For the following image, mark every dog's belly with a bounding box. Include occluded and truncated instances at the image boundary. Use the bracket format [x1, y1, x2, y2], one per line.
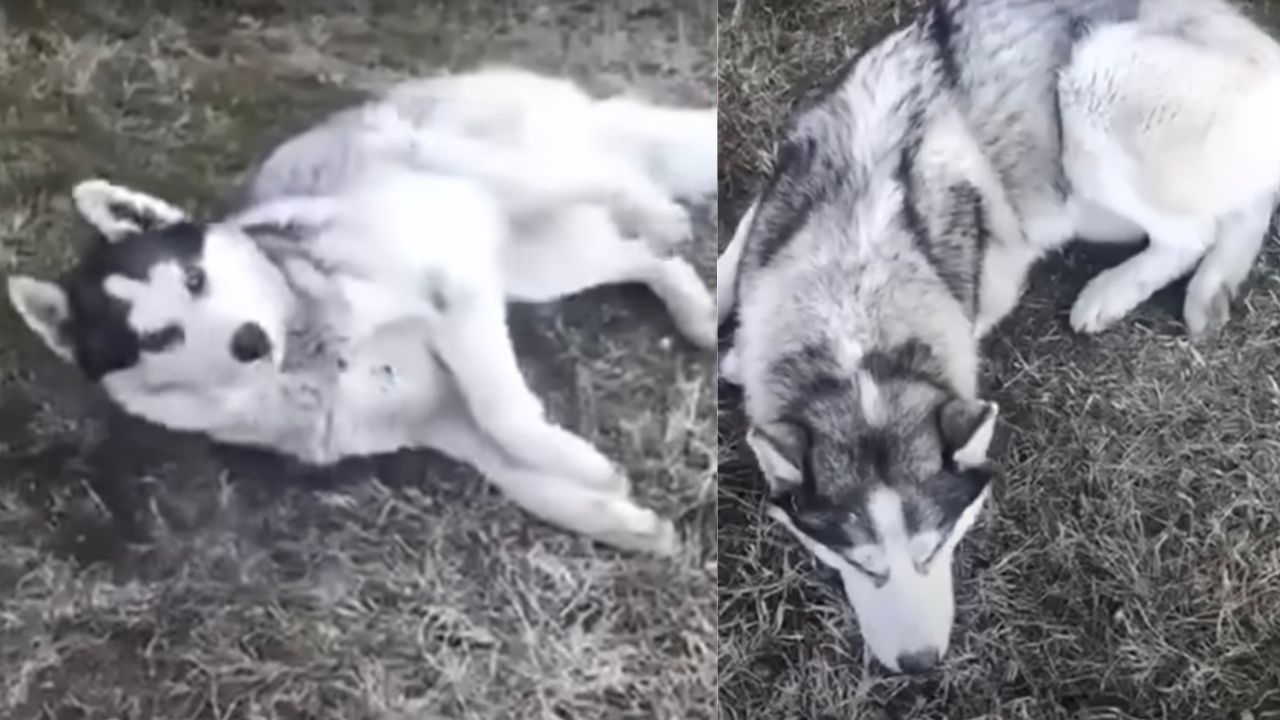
[329, 330, 448, 457]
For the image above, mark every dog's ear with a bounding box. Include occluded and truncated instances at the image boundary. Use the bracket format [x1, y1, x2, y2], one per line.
[747, 421, 809, 495]
[7, 276, 74, 361]
[939, 397, 998, 469]
[72, 179, 186, 242]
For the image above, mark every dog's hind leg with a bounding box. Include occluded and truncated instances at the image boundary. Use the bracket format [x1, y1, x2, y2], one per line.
[1184, 193, 1277, 338]
[503, 206, 716, 350]
[591, 99, 717, 203]
[391, 124, 692, 248]
[1067, 209, 1217, 334]
[420, 409, 679, 555]
[1059, 18, 1280, 334]
[427, 276, 627, 493]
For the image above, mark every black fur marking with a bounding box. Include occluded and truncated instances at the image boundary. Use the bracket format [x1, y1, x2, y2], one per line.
[898, 144, 931, 255]
[927, 399, 996, 531]
[752, 70, 868, 270]
[767, 420, 855, 548]
[967, 193, 988, 313]
[137, 324, 184, 353]
[768, 420, 883, 551]
[901, 500, 925, 537]
[928, 466, 992, 532]
[858, 432, 893, 480]
[106, 201, 166, 233]
[861, 338, 950, 392]
[1049, 86, 1072, 199]
[754, 136, 822, 268]
[968, 188, 988, 316]
[935, 183, 986, 315]
[59, 222, 207, 380]
[770, 344, 854, 425]
[429, 287, 450, 313]
[938, 397, 992, 457]
[926, 0, 962, 88]
[242, 220, 313, 244]
[898, 135, 988, 319]
[784, 499, 857, 549]
[1066, 0, 1141, 46]
[1067, 15, 1093, 43]
[815, 564, 851, 601]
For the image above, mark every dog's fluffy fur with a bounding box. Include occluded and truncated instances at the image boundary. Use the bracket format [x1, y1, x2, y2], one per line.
[8, 68, 717, 555]
[718, 0, 1280, 673]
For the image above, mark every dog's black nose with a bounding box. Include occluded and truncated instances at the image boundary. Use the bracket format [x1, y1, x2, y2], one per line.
[230, 322, 271, 363]
[896, 648, 940, 675]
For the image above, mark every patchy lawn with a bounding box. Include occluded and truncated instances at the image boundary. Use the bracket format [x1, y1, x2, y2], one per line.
[717, 1, 1280, 718]
[0, 2, 716, 719]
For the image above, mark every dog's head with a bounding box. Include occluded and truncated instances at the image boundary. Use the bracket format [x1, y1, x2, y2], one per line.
[7, 180, 297, 424]
[748, 348, 996, 675]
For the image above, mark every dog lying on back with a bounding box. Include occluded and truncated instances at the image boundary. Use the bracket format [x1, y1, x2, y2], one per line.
[8, 68, 717, 555]
[719, 0, 1280, 673]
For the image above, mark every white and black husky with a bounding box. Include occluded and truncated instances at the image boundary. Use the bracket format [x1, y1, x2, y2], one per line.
[8, 68, 717, 555]
[719, 0, 1280, 673]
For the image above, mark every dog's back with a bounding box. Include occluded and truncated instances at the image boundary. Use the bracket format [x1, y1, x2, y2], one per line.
[244, 68, 716, 214]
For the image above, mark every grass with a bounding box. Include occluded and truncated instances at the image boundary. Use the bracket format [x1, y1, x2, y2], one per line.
[0, 2, 716, 719]
[717, 1, 1280, 718]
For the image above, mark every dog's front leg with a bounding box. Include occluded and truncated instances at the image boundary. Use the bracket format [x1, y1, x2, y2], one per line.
[427, 275, 626, 493]
[1070, 217, 1216, 334]
[502, 206, 715, 349]
[415, 409, 678, 555]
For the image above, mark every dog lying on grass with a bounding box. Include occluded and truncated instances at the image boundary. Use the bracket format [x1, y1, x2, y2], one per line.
[718, 0, 1280, 673]
[8, 68, 717, 555]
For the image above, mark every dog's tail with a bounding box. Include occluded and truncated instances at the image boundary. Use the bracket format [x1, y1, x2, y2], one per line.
[592, 98, 717, 203]
[717, 200, 756, 326]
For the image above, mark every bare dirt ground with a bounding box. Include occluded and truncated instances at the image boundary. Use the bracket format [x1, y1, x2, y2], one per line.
[718, 1, 1280, 718]
[0, 2, 716, 719]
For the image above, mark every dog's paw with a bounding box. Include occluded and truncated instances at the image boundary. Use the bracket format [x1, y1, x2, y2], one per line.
[677, 305, 717, 352]
[1184, 269, 1237, 341]
[655, 259, 716, 351]
[595, 501, 680, 556]
[1069, 271, 1140, 334]
[618, 200, 692, 249]
[646, 202, 694, 248]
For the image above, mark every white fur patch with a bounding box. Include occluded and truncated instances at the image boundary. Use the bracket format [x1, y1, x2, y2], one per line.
[953, 402, 997, 468]
[857, 371, 885, 427]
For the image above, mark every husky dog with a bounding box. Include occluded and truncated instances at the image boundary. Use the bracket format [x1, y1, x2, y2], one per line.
[7, 68, 717, 555]
[718, 0, 1280, 673]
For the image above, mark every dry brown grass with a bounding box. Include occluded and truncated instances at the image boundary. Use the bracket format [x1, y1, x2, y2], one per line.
[718, 1, 1280, 718]
[0, 2, 716, 719]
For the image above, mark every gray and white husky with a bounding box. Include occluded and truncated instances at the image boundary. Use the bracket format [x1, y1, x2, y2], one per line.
[718, 0, 1280, 673]
[7, 68, 717, 555]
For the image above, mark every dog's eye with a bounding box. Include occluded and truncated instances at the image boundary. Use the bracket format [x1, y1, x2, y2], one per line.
[184, 266, 206, 295]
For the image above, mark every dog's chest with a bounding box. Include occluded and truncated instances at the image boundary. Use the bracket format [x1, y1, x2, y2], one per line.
[284, 293, 447, 456]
